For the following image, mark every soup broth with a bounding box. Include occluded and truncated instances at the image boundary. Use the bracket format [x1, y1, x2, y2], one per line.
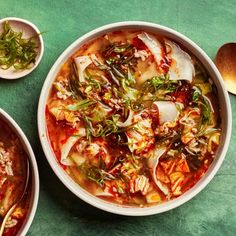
[0, 118, 30, 236]
[46, 30, 221, 206]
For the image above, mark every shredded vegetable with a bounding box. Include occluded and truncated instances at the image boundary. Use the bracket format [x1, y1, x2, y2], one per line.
[0, 21, 38, 70]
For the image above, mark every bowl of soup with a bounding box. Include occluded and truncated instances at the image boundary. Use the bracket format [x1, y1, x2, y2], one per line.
[38, 21, 231, 216]
[0, 109, 39, 235]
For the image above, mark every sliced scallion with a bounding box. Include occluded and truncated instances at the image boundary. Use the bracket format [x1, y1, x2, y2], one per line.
[0, 21, 38, 70]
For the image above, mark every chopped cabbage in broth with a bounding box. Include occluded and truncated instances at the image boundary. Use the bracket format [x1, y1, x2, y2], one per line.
[46, 30, 221, 206]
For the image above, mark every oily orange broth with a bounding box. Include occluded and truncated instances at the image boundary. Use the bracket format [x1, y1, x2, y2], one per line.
[0, 120, 26, 200]
[0, 119, 31, 236]
[46, 30, 220, 206]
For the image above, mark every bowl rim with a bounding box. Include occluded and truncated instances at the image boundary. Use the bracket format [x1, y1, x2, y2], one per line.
[37, 21, 232, 216]
[0, 17, 44, 80]
[0, 108, 40, 235]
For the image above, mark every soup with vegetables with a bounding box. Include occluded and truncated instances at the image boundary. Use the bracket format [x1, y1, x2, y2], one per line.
[0, 118, 30, 236]
[46, 30, 221, 206]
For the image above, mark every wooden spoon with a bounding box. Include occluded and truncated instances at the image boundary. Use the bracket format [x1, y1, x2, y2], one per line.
[0, 158, 30, 236]
[215, 43, 236, 95]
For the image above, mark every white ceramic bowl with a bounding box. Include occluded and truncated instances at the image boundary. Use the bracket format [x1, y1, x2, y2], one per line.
[0, 109, 39, 235]
[38, 21, 232, 216]
[0, 17, 44, 79]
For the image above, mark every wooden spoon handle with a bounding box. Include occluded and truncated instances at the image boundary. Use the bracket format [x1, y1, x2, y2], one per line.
[0, 203, 17, 236]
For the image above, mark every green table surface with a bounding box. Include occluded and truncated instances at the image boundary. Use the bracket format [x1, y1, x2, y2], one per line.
[1, 0, 236, 235]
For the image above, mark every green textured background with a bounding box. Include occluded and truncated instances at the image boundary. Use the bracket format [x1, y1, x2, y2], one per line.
[1, 0, 236, 235]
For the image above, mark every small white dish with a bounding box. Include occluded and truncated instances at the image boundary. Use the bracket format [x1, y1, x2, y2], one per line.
[0, 17, 44, 79]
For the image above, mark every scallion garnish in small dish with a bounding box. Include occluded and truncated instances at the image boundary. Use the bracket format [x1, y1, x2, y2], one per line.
[0, 17, 44, 79]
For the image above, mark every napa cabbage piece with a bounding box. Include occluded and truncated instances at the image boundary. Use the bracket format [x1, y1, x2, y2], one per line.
[147, 146, 170, 196]
[48, 99, 94, 126]
[117, 110, 134, 127]
[126, 112, 155, 154]
[196, 82, 212, 95]
[169, 171, 185, 196]
[121, 78, 139, 100]
[130, 175, 150, 195]
[94, 187, 114, 197]
[179, 108, 201, 144]
[153, 101, 180, 124]
[49, 106, 80, 126]
[54, 82, 72, 100]
[138, 32, 163, 71]
[60, 128, 86, 166]
[203, 128, 221, 152]
[134, 49, 149, 61]
[137, 61, 160, 85]
[69, 152, 86, 167]
[0, 184, 15, 216]
[74, 56, 92, 83]
[165, 39, 195, 82]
